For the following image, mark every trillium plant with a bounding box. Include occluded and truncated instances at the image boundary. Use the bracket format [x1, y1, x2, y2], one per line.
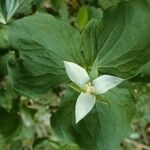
[0, 0, 149, 149]
[64, 61, 125, 123]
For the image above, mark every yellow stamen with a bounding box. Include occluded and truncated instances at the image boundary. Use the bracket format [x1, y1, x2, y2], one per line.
[83, 82, 94, 93]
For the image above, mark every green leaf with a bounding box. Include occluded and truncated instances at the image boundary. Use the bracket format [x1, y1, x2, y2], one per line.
[82, 0, 150, 78]
[88, 6, 103, 20]
[51, 88, 135, 150]
[0, 5, 5, 24]
[0, 25, 9, 49]
[0, 106, 21, 137]
[7, 0, 150, 98]
[76, 6, 103, 31]
[76, 6, 89, 31]
[0, 135, 7, 149]
[60, 143, 80, 150]
[33, 137, 80, 150]
[98, 0, 120, 9]
[0, 82, 17, 111]
[33, 137, 61, 150]
[0, 0, 33, 24]
[0, 53, 9, 75]
[7, 12, 83, 98]
[142, 62, 150, 77]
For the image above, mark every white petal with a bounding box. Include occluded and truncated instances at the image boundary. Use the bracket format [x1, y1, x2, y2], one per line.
[64, 61, 90, 87]
[92, 75, 124, 94]
[75, 93, 96, 123]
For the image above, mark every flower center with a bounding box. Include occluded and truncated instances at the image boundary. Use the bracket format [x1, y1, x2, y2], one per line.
[83, 82, 95, 93]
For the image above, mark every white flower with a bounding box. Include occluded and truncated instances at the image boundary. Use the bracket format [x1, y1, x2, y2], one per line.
[64, 61, 124, 123]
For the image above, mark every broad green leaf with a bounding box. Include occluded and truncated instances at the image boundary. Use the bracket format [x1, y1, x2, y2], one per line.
[76, 5, 103, 31]
[0, 106, 21, 137]
[7, 12, 83, 98]
[98, 0, 120, 9]
[0, 0, 33, 24]
[88, 6, 103, 20]
[7, 0, 150, 98]
[76, 6, 89, 31]
[82, 0, 150, 78]
[51, 88, 135, 150]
